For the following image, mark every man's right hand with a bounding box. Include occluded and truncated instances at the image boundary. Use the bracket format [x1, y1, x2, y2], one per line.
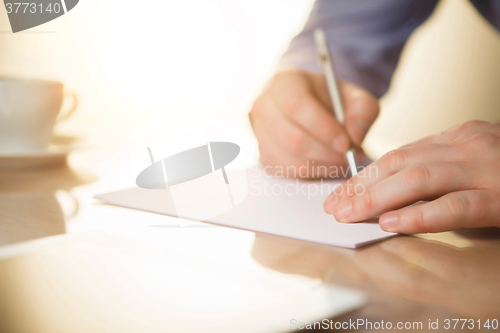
[249, 69, 379, 178]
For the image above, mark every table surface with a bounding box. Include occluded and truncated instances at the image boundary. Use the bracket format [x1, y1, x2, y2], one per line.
[1, 135, 499, 333]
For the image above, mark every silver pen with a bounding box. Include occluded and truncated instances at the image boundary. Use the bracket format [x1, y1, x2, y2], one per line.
[314, 28, 358, 177]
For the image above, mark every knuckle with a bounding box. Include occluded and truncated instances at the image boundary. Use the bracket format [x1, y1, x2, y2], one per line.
[442, 194, 468, 221]
[417, 144, 435, 156]
[445, 121, 487, 141]
[283, 130, 308, 156]
[249, 97, 269, 125]
[274, 69, 302, 81]
[250, 96, 265, 116]
[337, 180, 353, 198]
[465, 193, 488, 221]
[403, 164, 431, 189]
[359, 188, 375, 211]
[478, 133, 497, 148]
[282, 94, 307, 119]
[459, 133, 498, 151]
[382, 149, 409, 174]
[458, 120, 487, 131]
[406, 206, 426, 232]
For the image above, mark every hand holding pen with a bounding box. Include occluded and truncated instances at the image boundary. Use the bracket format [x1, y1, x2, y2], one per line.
[249, 34, 379, 178]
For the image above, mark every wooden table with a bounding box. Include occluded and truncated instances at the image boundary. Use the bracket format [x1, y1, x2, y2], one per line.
[1, 151, 499, 332]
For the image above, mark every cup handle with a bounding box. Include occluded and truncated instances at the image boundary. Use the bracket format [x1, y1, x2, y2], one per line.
[66, 192, 80, 219]
[57, 91, 78, 123]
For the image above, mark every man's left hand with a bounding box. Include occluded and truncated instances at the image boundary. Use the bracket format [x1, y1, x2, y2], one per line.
[324, 121, 500, 233]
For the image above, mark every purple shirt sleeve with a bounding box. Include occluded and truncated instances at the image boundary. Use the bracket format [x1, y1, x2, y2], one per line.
[278, 0, 439, 97]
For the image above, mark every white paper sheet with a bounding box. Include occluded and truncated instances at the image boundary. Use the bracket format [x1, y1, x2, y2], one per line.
[95, 169, 396, 248]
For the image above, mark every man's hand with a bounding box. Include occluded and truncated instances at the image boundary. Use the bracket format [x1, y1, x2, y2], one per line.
[249, 69, 379, 178]
[324, 120, 500, 233]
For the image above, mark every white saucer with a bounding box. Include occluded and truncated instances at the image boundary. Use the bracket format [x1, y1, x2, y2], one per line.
[0, 136, 85, 169]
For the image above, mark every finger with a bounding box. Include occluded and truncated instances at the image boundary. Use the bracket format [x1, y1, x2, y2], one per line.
[252, 93, 337, 165]
[379, 190, 500, 234]
[342, 82, 380, 146]
[331, 162, 472, 222]
[310, 77, 379, 147]
[258, 132, 345, 179]
[326, 142, 459, 208]
[324, 144, 453, 214]
[271, 88, 351, 154]
[257, 95, 345, 165]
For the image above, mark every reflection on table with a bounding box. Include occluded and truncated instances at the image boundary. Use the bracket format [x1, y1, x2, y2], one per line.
[0, 165, 95, 246]
[252, 228, 500, 319]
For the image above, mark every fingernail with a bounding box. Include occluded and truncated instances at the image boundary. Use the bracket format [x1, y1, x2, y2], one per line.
[334, 201, 352, 221]
[332, 136, 349, 153]
[324, 195, 338, 214]
[380, 212, 399, 231]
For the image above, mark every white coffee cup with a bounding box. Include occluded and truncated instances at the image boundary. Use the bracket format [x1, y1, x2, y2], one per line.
[0, 78, 78, 153]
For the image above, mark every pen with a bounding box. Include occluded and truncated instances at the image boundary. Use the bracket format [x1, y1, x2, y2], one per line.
[313, 28, 358, 177]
